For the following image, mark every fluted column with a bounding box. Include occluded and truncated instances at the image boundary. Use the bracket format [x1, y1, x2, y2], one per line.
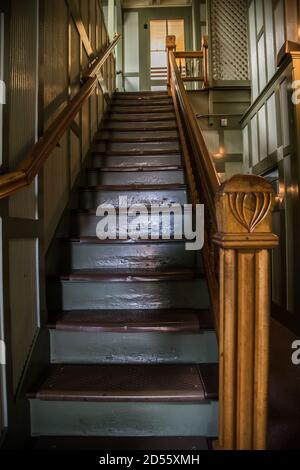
[213, 175, 278, 450]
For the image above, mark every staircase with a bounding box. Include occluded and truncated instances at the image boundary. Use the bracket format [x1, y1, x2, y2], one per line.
[29, 91, 219, 450]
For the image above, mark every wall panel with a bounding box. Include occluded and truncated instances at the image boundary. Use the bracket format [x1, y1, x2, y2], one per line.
[8, 0, 39, 220]
[43, 0, 69, 248]
[9, 239, 39, 392]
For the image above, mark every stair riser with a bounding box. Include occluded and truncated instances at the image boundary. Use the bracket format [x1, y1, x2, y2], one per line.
[79, 189, 188, 209]
[115, 92, 168, 98]
[103, 120, 177, 130]
[91, 155, 182, 168]
[112, 100, 173, 107]
[47, 279, 210, 311]
[110, 107, 174, 114]
[72, 213, 187, 238]
[94, 141, 181, 153]
[98, 130, 179, 140]
[62, 243, 198, 270]
[30, 401, 218, 437]
[108, 113, 176, 121]
[50, 331, 218, 365]
[86, 170, 185, 186]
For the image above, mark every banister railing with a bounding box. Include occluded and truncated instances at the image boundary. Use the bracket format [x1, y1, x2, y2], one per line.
[167, 35, 209, 90]
[0, 33, 121, 200]
[167, 36, 278, 450]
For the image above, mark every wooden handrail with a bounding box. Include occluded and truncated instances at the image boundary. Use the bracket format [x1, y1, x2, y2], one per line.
[0, 33, 121, 200]
[174, 51, 204, 59]
[167, 36, 278, 450]
[168, 49, 220, 223]
[83, 33, 120, 80]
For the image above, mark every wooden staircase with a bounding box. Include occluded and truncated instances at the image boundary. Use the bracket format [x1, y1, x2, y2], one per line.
[28, 92, 219, 449]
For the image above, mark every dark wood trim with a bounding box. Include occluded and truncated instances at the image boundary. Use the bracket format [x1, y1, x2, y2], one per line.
[48, 309, 214, 333]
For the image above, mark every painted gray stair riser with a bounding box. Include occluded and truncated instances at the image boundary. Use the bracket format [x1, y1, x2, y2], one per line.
[91, 154, 182, 168]
[94, 141, 181, 153]
[79, 188, 188, 209]
[47, 279, 210, 311]
[62, 243, 198, 270]
[86, 169, 185, 186]
[50, 331, 218, 365]
[72, 212, 189, 238]
[30, 401, 218, 437]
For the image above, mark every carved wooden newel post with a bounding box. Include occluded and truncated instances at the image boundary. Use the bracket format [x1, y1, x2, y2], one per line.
[166, 35, 176, 96]
[213, 175, 278, 450]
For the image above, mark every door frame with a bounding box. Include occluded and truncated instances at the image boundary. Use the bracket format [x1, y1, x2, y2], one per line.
[138, 7, 193, 91]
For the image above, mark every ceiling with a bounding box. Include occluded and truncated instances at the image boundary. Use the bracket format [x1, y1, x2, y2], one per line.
[122, 0, 192, 8]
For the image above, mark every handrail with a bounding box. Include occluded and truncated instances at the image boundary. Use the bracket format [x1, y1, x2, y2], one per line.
[169, 51, 220, 225]
[167, 36, 278, 450]
[0, 33, 121, 200]
[83, 33, 120, 80]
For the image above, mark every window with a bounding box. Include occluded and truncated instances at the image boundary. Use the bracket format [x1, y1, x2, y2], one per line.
[150, 19, 185, 82]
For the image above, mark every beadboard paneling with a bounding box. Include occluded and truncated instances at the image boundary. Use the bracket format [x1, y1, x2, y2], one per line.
[9, 239, 39, 392]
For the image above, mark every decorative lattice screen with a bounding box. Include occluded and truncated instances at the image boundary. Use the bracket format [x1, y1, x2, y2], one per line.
[210, 0, 249, 81]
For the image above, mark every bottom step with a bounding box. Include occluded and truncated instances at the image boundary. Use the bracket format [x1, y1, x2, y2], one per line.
[31, 436, 211, 450]
[29, 364, 218, 437]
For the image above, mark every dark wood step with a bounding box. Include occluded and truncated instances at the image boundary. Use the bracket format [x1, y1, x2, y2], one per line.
[112, 100, 173, 107]
[91, 149, 182, 157]
[31, 436, 209, 450]
[48, 309, 214, 333]
[101, 123, 178, 131]
[79, 183, 187, 191]
[114, 92, 169, 100]
[107, 114, 176, 122]
[62, 236, 191, 243]
[86, 165, 184, 173]
[28, 363, 218, 402]
[49, 268, 205, 282]
[96, 135, 179, 143]
[109, 106, 174, 114]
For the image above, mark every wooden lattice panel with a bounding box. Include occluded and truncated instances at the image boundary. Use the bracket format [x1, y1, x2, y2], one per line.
[210, 0, 249, 81]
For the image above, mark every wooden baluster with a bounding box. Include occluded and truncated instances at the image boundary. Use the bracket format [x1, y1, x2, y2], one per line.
[213, 175, 278, 450]
[166, 35, 176, 96]
[202, 35, 209, 88]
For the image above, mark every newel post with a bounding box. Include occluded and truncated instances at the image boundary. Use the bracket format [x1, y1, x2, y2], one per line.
[213, 175, 278, 450]
[166, 35, 176, 96]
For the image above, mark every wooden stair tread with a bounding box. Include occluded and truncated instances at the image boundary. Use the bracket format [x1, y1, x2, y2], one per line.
[92, 149, 181, 157]
[111, 96, 173, 106]
[109, 107, 174, 114]
[107, 115, 176, 122]
[49, 268, 205, 282]
[62, 237, 191, 244]
[29, 363, 218, 402]
[115, 91, 168, 96]
[48, 309, 214, 332]
[31, 436, 209, 450]
[86, 165, 184, 173]
[101, 124, 177, 131]
[79, 183, 187, 191]
[96, 135, 179, 143]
